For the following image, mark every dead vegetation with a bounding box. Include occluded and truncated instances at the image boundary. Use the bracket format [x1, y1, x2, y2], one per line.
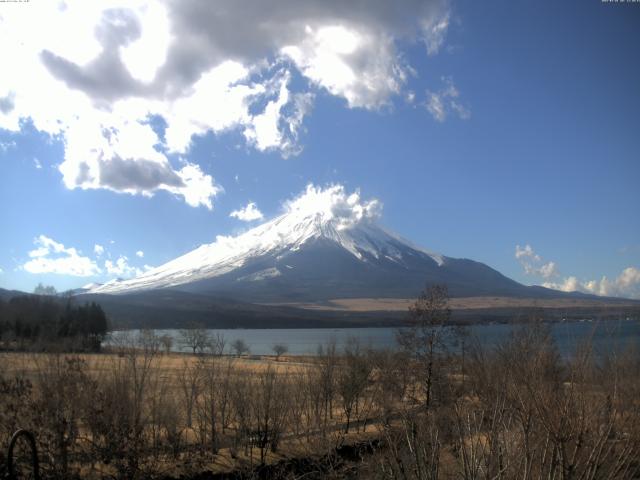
[0, 287, 638, 479]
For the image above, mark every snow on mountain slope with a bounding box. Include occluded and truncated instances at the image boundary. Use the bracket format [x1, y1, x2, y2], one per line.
[88, 185, 581, 301]
[91, 185, 444, 294]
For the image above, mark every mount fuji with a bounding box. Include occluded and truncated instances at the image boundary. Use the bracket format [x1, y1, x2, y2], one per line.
[89, 186, 573, 303]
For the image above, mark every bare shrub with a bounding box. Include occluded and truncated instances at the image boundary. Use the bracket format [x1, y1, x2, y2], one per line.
[272, 343, 288, 361]
[83, 339, 159, 479]
[179, 324, 211, 355]
[31, 354, 90, 478]
[336, 338, 372, 435]
[231, 338, 250, 357]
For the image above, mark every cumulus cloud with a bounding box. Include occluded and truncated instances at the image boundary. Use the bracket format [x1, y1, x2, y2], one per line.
[285, 184, 381, 230]
[515, 244, 540, 262]
[516, 244, 640, 299]
[1, 0, 451, 205]
[22, 235, 101, 277]
[425, 77, 470, 122]
[57, 113, 222, 209]
[242, 73, 314, 157]
[158, 0, 450, 109]
[94, 244, 105, 256]
[543, 267, 640, 300]
[281, 25, 405, 109]
[104, 255, 151, 278]
[515, 244, 558, 279]
[136, 250, 144, 258]
[230, 202, 264, 222]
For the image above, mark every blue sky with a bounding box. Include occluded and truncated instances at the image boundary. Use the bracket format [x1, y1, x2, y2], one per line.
[1, 0, 639, 297]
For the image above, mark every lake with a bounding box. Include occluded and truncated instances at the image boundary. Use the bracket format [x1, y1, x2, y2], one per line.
[108, 319, 640, 356]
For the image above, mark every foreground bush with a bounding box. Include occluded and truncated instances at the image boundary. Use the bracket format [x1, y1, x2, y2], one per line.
[0, 320, 638, 479]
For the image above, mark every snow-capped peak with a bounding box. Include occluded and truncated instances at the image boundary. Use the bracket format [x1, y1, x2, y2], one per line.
[89, 185, 442, 294]
[283, 184, 381, 231]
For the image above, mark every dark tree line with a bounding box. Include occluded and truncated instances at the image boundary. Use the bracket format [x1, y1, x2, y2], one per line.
[0, 295, 108, 351]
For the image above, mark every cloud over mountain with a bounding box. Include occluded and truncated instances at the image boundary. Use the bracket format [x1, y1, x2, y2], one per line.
[516, 244, 640, 299]
[515, 244, 558, 279]
[284, 184, 382, 230]
[543, 267, 640, 300]
[0, 0, 450, 207]
[230, 202, 264, 222]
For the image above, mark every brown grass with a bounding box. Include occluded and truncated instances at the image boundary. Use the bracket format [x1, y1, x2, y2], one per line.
[0, 351, 312, 383]
[264, 295, 640, 312]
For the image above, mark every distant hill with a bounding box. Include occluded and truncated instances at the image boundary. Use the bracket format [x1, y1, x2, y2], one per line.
[3, 286, 638, 330]
[0, 287, 28, 301]
[80, 290, 640, 330]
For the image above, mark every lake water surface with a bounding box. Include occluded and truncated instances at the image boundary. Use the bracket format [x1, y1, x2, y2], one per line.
[109, 319, 640, 356]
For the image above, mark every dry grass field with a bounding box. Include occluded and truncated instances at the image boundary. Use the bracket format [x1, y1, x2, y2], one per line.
[1, 320, 639, 479]
[0, 345, 393, 478]
[0, 351, 311, 379]
[265, 296, 640, 312]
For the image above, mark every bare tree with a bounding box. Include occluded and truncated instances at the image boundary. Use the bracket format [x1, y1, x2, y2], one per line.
[336, 338, 371, 434]
[82, 335, 159, 479]
[370, 348, 409, 428]
[195, 355, 223, 453]
[272, 343, 288, 361]
[138, 329, 160, 354]
[179, 324, 211, 355]
[397, 284, 450, 410]
[231, 338, 250, 357]
[249, 366, 290, 463]
[316, 339, 338, 430]
[179, 359, 202, 429]
[158, 334, 173, 354]
[207, 332, 226, 356]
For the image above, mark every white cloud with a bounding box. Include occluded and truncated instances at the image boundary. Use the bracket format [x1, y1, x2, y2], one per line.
[538, 261, 558, 279]
[284, 184, 381, 230]
[422, 11, 450, 56]
[57, 112, 222, 209]
[94, 244, 105, 256]
[136, 250, 144, 258]
[281, 25, 405, 109]
[230, 202, 264, 222]
[514, 244, 557, 279]
[516, 244, 640, 299]
[515, 244, 540, 261]
[104, 255, 151, 278]
[169, 162, 222, 209]
[425, 77, 470, 122]
[33, 157, 42, 169]
[243, 72, 314, 157]
[0, 267, 3, 274]
[0, 140, 16, 152]
[0, 0, 451, 206]
[543, 267, 640, 300]
[22, 235, 101, 277]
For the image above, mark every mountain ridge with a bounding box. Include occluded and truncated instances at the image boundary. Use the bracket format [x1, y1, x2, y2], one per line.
[87, 205, 603, 303]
